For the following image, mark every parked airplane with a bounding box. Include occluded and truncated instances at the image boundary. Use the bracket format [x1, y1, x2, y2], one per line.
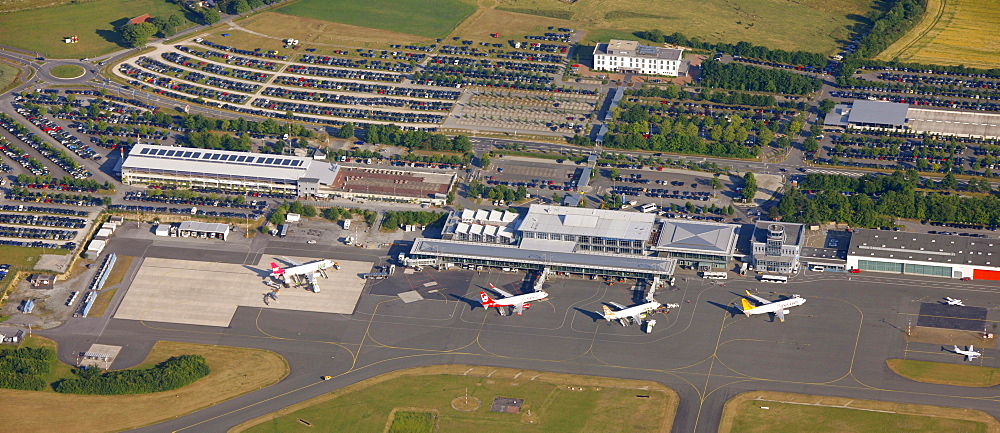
[601, 300, 679, 327]
[739, 290, 806, 322]
[270, 257, 340, 293]
[479, 283, 548, 316]
[953, 345, 981, 361]
[944, 297, 965, 306]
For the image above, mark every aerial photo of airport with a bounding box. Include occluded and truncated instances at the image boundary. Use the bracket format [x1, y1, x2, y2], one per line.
[1, 0, 1000, 431]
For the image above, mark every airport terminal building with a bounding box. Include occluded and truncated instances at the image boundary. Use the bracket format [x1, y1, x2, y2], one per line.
[121, 144, 455, 205]
[750, 221, 804, 274]
[846, 229, 1000, 280]
[409, 205, 677, 280]
[652, 219, 739, 269]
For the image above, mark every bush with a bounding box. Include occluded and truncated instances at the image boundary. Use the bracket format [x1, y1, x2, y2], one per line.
[53, 355, 210, 395]
[381, 211, 445, 231]
[0, 347, 56, 391]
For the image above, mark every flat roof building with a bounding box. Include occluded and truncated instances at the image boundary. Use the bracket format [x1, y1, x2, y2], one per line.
[824, 100, 1000, 139]
[518, 204, 655, 255]
[750, 221, 805, 274]
[178, 221, 230, 241]
[442, 209, 520, 244]
[652, 219, 739, 269]
[593, 39, 683, 77]
[847, 229, 1000, 280]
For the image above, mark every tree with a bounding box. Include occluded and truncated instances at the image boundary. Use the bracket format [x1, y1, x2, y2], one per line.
[709, 177, 722, 189]
[120, 22, 157, 48]
[802, 136, 819, 153]
[167, 14, 184, 28]
[552, 192, 561, 203]
[741, 172, 757, 202]
[301, 205, 317, 218]
[478, 153, 490, 169]
[609, 168, 620, 179]
[199, 8, 221, 25]
[941, 172, 958, 189]
[685, 201, 695, 213]
[337, 122, 355, 139]
[230, 0, 250, 14]
[818, 98, 836, 115]
[726, 204, 735, 215]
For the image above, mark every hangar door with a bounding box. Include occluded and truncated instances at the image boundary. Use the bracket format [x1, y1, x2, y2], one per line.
[858, 260, 903, 273]
[903, 263, 952, 277]
[973, 269, 1000, 281]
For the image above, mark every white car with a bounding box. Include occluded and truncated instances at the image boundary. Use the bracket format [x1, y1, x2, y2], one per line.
[306, 240, 317, 244]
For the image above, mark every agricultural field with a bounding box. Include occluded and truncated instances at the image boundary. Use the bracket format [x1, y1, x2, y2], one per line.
[0, 339, 288, 433]
[235, 365, 677, 433]
[719, 391, 995, 433]
[876, 0, 1000, 68]
[274, 0, 477, 39]
[0, 0, 194, 59]
[493, 0, 874, 54]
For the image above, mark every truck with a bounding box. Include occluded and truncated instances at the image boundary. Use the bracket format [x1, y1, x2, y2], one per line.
[342, 219, 351, 230]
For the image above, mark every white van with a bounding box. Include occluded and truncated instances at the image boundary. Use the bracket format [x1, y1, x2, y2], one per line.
[811, 265, 825, 272]
[343, 219, 352, 230]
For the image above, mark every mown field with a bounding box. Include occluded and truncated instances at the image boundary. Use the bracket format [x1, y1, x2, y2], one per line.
[888, 359, 1000, 387]
[0, 0, 194, 59]
[0, 338, 288, 433]
[274, 0, 477, 39]
[235, 365, 676, 433]
[720, 391, 994, 433]
[876, 0, 1000, 68]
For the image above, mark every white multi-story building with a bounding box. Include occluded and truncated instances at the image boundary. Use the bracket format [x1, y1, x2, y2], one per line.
[592, 39, 683, 76]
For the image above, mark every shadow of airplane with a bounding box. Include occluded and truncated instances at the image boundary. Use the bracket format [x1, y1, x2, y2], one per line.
[574, 306, 605, 322]
[707, 300, 741, 318]
[242, 264, 273, 278]
[450, 294, 482, 311]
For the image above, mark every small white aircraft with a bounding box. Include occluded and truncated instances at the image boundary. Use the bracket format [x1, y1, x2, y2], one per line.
[270, 257, 340, 293]
[953, 345, 982, 361]
[943, 297, 965, 306]
[601, 300, 679, 327]
[479, 283, 548, 316]
[739, 290, 807, 322]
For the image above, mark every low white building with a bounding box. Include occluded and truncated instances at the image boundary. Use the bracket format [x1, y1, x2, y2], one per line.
[592, 39, 683, 76]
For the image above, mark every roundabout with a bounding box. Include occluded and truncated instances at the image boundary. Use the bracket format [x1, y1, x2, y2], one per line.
[48, 64, 85, 79]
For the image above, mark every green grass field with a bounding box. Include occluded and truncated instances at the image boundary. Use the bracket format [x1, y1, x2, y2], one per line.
[0, 60, 22, 93]
[728, 399, 987, 433]
[0, 0, 195, 59]
[0, 244, 69, 270]
[275, 0, 477, 39]
[241, 368, 674, 433]
[49, 64, 84, 78]
[888, 359, 1000, 387]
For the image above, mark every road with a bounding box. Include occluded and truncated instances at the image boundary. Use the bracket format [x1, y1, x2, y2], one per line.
[31, 238, 1000, 432]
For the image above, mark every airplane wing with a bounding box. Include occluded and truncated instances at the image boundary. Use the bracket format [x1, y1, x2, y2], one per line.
[774, 309, 786, 322]
[631, 313, 644, 324]
[282, 256, 303, 267]
[609, 301, 627, 310]
[745, 291, 771, 305]
[491, 286, 514, 298]
[512, 303, 524, 315]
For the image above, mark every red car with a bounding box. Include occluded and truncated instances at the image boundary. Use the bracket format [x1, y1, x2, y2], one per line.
[848, 269, 861, 274]
[961, 277, 972, 281]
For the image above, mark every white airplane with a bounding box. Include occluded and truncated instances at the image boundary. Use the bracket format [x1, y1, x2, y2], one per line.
[944, 297, 965, 306]
[953, 345, 982, 361]
[739, 290, 807, 322]
[270, 258, 340, 293]
[479, 283, 548, 316]
[601, 300, 679, 327]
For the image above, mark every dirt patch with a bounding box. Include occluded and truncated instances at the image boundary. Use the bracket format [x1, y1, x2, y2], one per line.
[906, 326, 996, 348]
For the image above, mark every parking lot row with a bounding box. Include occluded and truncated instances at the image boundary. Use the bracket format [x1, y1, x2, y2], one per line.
[121, 63, 250, 104]
[108, 204, 262, 220]
[0, 213, 87, 229]
[284, 64, 404, 83]
[162, 52, 272, 83]
[177, 45, 281, 71]
[297, 54, 413, 73]
[250, 98, 446, 124]
[0, 225, 76, 240]
[272, 76, 460, 100]
[0, 204, 89, 217]
[260, 87, 453, 112]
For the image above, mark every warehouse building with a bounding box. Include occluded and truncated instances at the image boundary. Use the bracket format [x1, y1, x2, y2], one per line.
[442, 209, 520, 244]
[652, 219, 740, 269]
[121, 144, 455, 204]
[824, 100, 1000, 139]
[593, 40, 683, 76]
[750, 221, 805, 274]
[846, 229, 1000, 280]
[177, 221, 230, 240]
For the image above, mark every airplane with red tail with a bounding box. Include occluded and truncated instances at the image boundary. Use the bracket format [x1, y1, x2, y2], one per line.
[479, 283, 549, 316]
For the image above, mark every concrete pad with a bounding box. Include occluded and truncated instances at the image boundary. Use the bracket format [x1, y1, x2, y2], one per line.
[398, 290, 424, 303]
[79, 344, 121, 368]
[115, 256, 372, 327]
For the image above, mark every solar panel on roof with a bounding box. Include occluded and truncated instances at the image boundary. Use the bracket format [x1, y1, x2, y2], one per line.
[139, 148, 150, 154]
[202, 153, 212, 159]
[264, 158, 274, 164]
[182, 151, 193, 158]
[211, 154, 221, 160]
[281, 159, 292, 166]
[256, 157, 266, 163]
[192, 152, 201, 158]
[236, 155, 246, 162]
[166, 150, 176, 156]
[157, 149, 168, 155]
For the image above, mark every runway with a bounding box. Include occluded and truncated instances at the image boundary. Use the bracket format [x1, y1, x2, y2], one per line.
[38, 247, 1000, 433]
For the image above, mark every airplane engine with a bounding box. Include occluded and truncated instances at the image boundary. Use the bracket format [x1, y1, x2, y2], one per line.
[523, 303, 531, 309]
[782, 309, 790, 315]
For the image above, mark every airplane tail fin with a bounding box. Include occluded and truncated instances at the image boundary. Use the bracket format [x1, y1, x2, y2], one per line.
[270, 262, 283, 275]
[602, 305, 613, 320]
[954, 345, 961, 352]
[740, 298, 754, 316]
[479, 291, 497, 307]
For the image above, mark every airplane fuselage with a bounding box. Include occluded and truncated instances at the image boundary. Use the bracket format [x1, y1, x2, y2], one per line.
[483, 291, 548, 307]
[743, 297, 806, 319]
[281, 260, 336, 277]
[604, 302, 660, 323]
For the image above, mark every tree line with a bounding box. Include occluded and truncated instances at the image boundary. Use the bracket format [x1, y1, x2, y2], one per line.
[14, 175, 113, 191]
[699, 60, 822, 95]
[634, 30, 828, 68]
[775, 171, 1000, 226]
[381, 211, 445, 231]
[321, 206, 377, 226]
[628, 86, 780, 108]
[0, 347, 55, 391]
[467, 182, 529, 203]
[53, 355, 210, 395]
[365, 124, 472, 153]
[837, 0, 929, 86]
